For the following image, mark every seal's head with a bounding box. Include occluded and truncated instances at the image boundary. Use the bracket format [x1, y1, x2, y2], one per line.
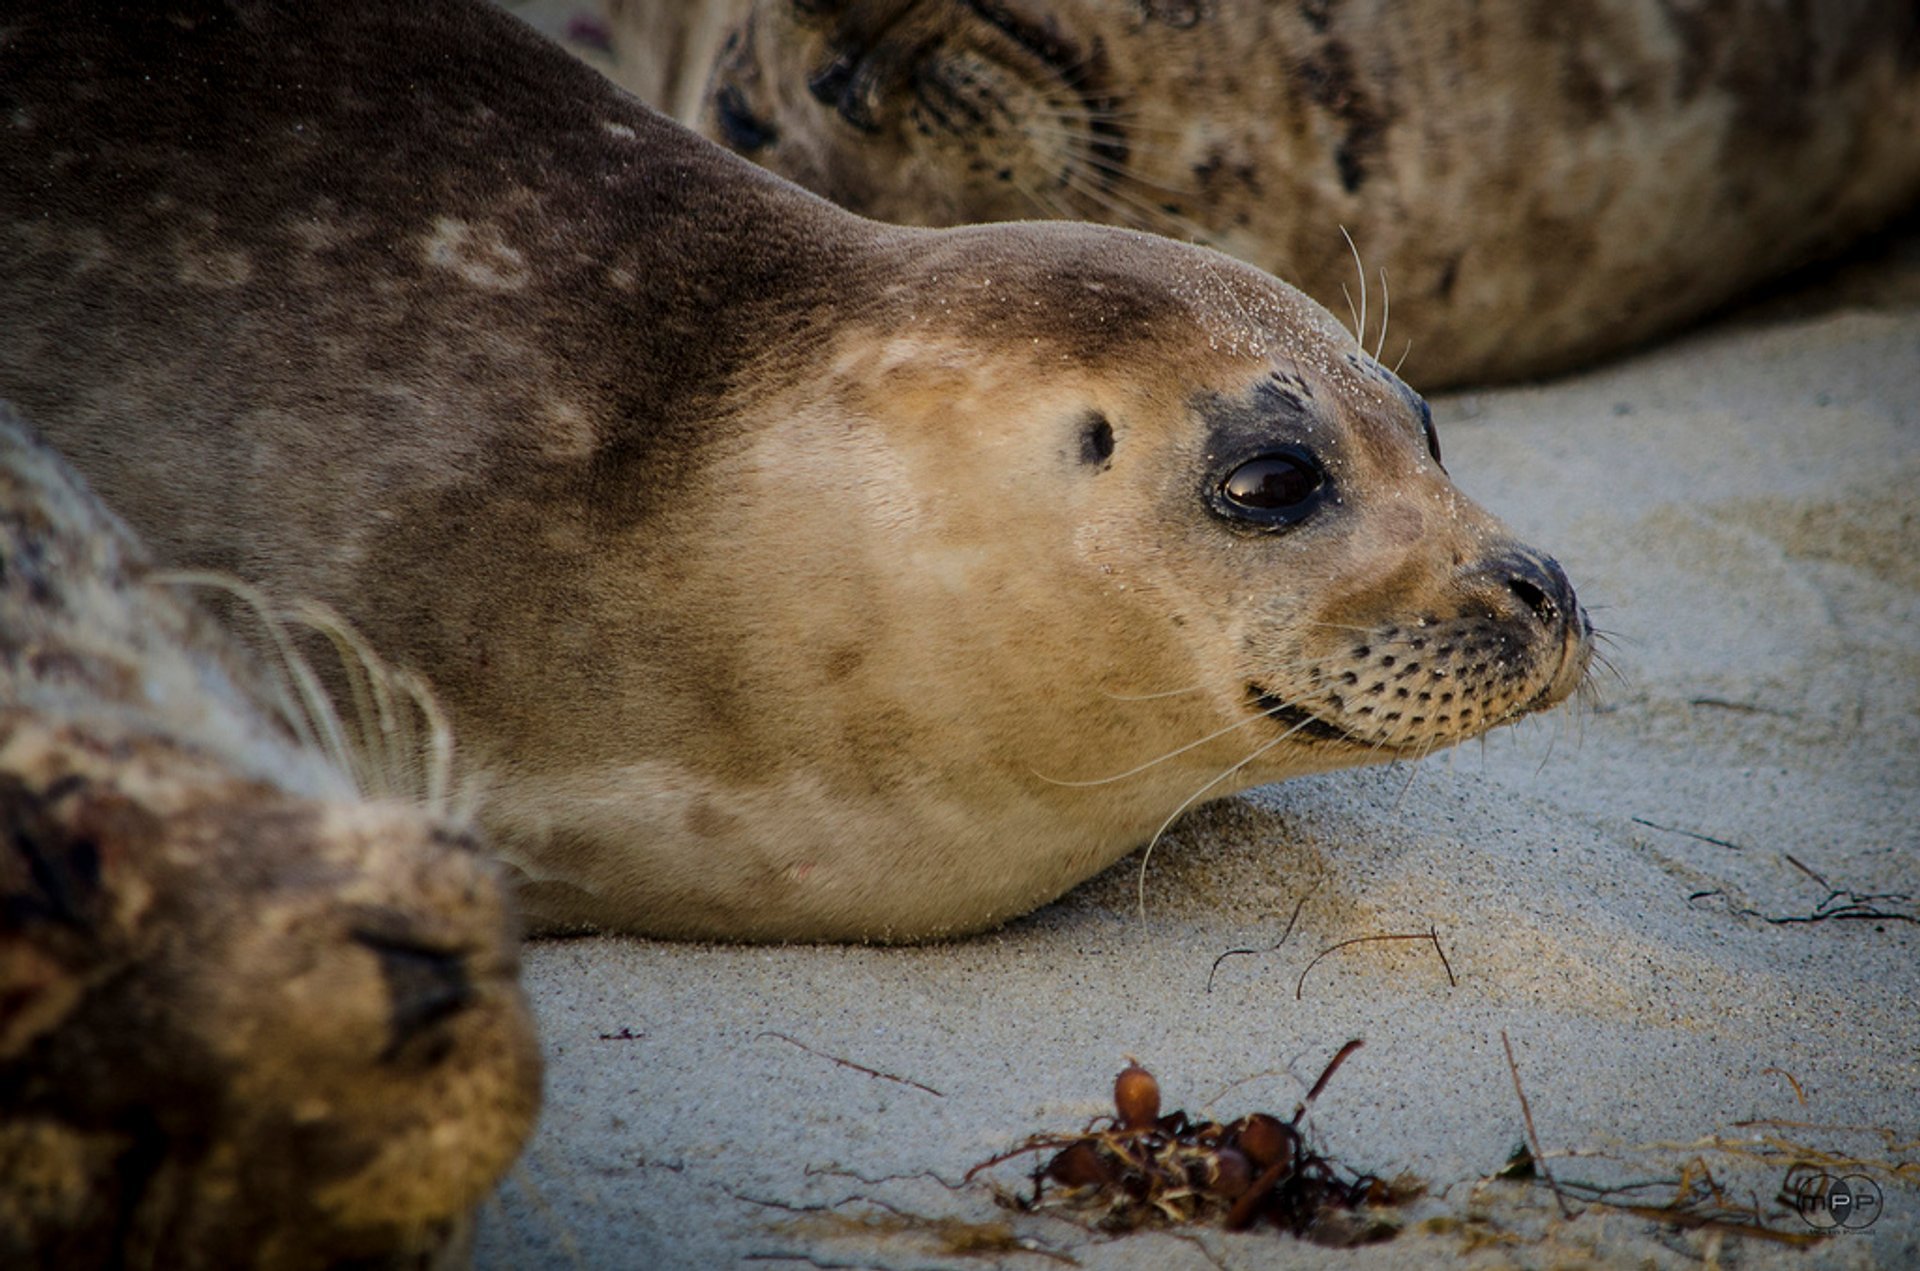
[504, 221, 1591, 941]
[0, 413, 540, 1266]
[701, 0, 1117, 230]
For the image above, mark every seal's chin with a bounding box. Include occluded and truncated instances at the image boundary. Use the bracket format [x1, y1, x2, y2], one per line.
[1247, 684, 1362, 747]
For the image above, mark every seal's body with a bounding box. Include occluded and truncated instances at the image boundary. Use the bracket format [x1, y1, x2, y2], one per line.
[688, 0, 1920, 386]
[0, 407, 539, 1267]
[0, 0, 1588, 940]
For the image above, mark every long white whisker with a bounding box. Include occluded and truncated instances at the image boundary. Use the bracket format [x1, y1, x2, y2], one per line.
[1008, 171, 1076, 223]
[155, 569, 353, 778]
[1135, 719, 1315, 919]
[1018, 120, 1194, 152]
[1057, 162, 1217, 242]
[1340, 225, 1367, 350]
[1033, 701, 1277, 787]
[1100, 681, 1209, 702]
[153, 571, 457, 812]
[1068, 154, 1202, 200]
[1059, 167, 1209, 241]
[1374, 266, 1391, 364]
[1035, 662, 1332, 787]
[1050, 168, 1152, 231]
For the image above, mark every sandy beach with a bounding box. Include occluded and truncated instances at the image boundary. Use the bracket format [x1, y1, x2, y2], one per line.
[467, 193, 1920, 1271]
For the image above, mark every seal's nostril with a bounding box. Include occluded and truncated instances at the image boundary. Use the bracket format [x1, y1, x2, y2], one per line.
[1501, 553, 1578, 630]
[1507, 573, 1558, 627]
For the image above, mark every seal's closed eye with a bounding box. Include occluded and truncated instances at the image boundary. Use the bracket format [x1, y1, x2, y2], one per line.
[351, 927, 476, 1064]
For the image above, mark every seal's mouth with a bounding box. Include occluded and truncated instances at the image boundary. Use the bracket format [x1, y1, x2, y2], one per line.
[1247, 684, 1357, 746]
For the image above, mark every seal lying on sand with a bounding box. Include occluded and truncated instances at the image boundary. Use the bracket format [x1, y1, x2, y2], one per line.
[0, 0, 1589, 941]
[681, 0, 1920, 386]
[0, 407, 539, 1267]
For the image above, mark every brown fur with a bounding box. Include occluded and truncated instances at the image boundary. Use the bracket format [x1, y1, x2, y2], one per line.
[1, 0, 1587, 941]
[0, 407, 540, 1266]
[677, 0, 1920, 386]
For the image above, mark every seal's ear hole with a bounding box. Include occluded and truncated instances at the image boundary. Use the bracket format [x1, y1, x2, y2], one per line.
[1080, 412, 1115, 466]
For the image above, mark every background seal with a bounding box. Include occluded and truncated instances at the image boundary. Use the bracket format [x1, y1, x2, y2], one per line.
[674, 0, 1920, 386]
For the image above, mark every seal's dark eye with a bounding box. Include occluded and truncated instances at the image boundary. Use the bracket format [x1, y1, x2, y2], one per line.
[715, 84, 778, 153]
[1220, 450, 1323, 515]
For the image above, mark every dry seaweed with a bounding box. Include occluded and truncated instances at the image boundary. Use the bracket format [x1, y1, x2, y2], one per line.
[967, 1044, 1417, 1246]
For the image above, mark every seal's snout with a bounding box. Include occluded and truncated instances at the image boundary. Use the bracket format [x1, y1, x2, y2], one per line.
[1469, 547, 1592, 709]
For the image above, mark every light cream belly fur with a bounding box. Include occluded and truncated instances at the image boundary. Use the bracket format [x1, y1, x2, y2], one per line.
[665, 0, 1920, 388]
[1, 0, 1590, 942]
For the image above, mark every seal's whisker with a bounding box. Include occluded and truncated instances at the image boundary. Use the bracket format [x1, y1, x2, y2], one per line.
[1065, 178, 1184, 239]
[1019, 117, 1188, 149]
[1062, 116, 1191, 144]
[292, 600, 457, 814]
[1587, 638, 1627, 688]
[1064, 150, 1203, 200]
[1373, 266, 1391, 364]
[1057, 160, 1215, 239]
[1135, 720, 1313, 919]
[1074, 160, 1205, 208]
[1099, 680, 1209, 702]
[155, 569, 354, 781]
[1040, 663, 1329, 786]
[1339, 225, 1368, 350]
[1046, 104, 1188, 136]
[1534, 709, 1563, 775]
[1007, 171, 1077, 223]
[153, 571, 459, 813]
[1049, 130, 1197, 164]
[1392, 338, 1414, 376]
[1390, 749, 1429, 814]
[1015, 167, 1095, 224]
[1033, 693, 1279, 787]
[1058, 167, 1212, 243]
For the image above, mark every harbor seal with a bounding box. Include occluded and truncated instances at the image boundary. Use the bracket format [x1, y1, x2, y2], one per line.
[678, 0, 1920, 386]
[0, 405, 540, 1266]
[0, 0, 1590, 941]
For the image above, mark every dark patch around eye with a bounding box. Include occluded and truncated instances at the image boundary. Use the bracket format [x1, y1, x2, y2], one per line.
[715, 84, 778, 152]
[1080, 411, 1114, 466]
